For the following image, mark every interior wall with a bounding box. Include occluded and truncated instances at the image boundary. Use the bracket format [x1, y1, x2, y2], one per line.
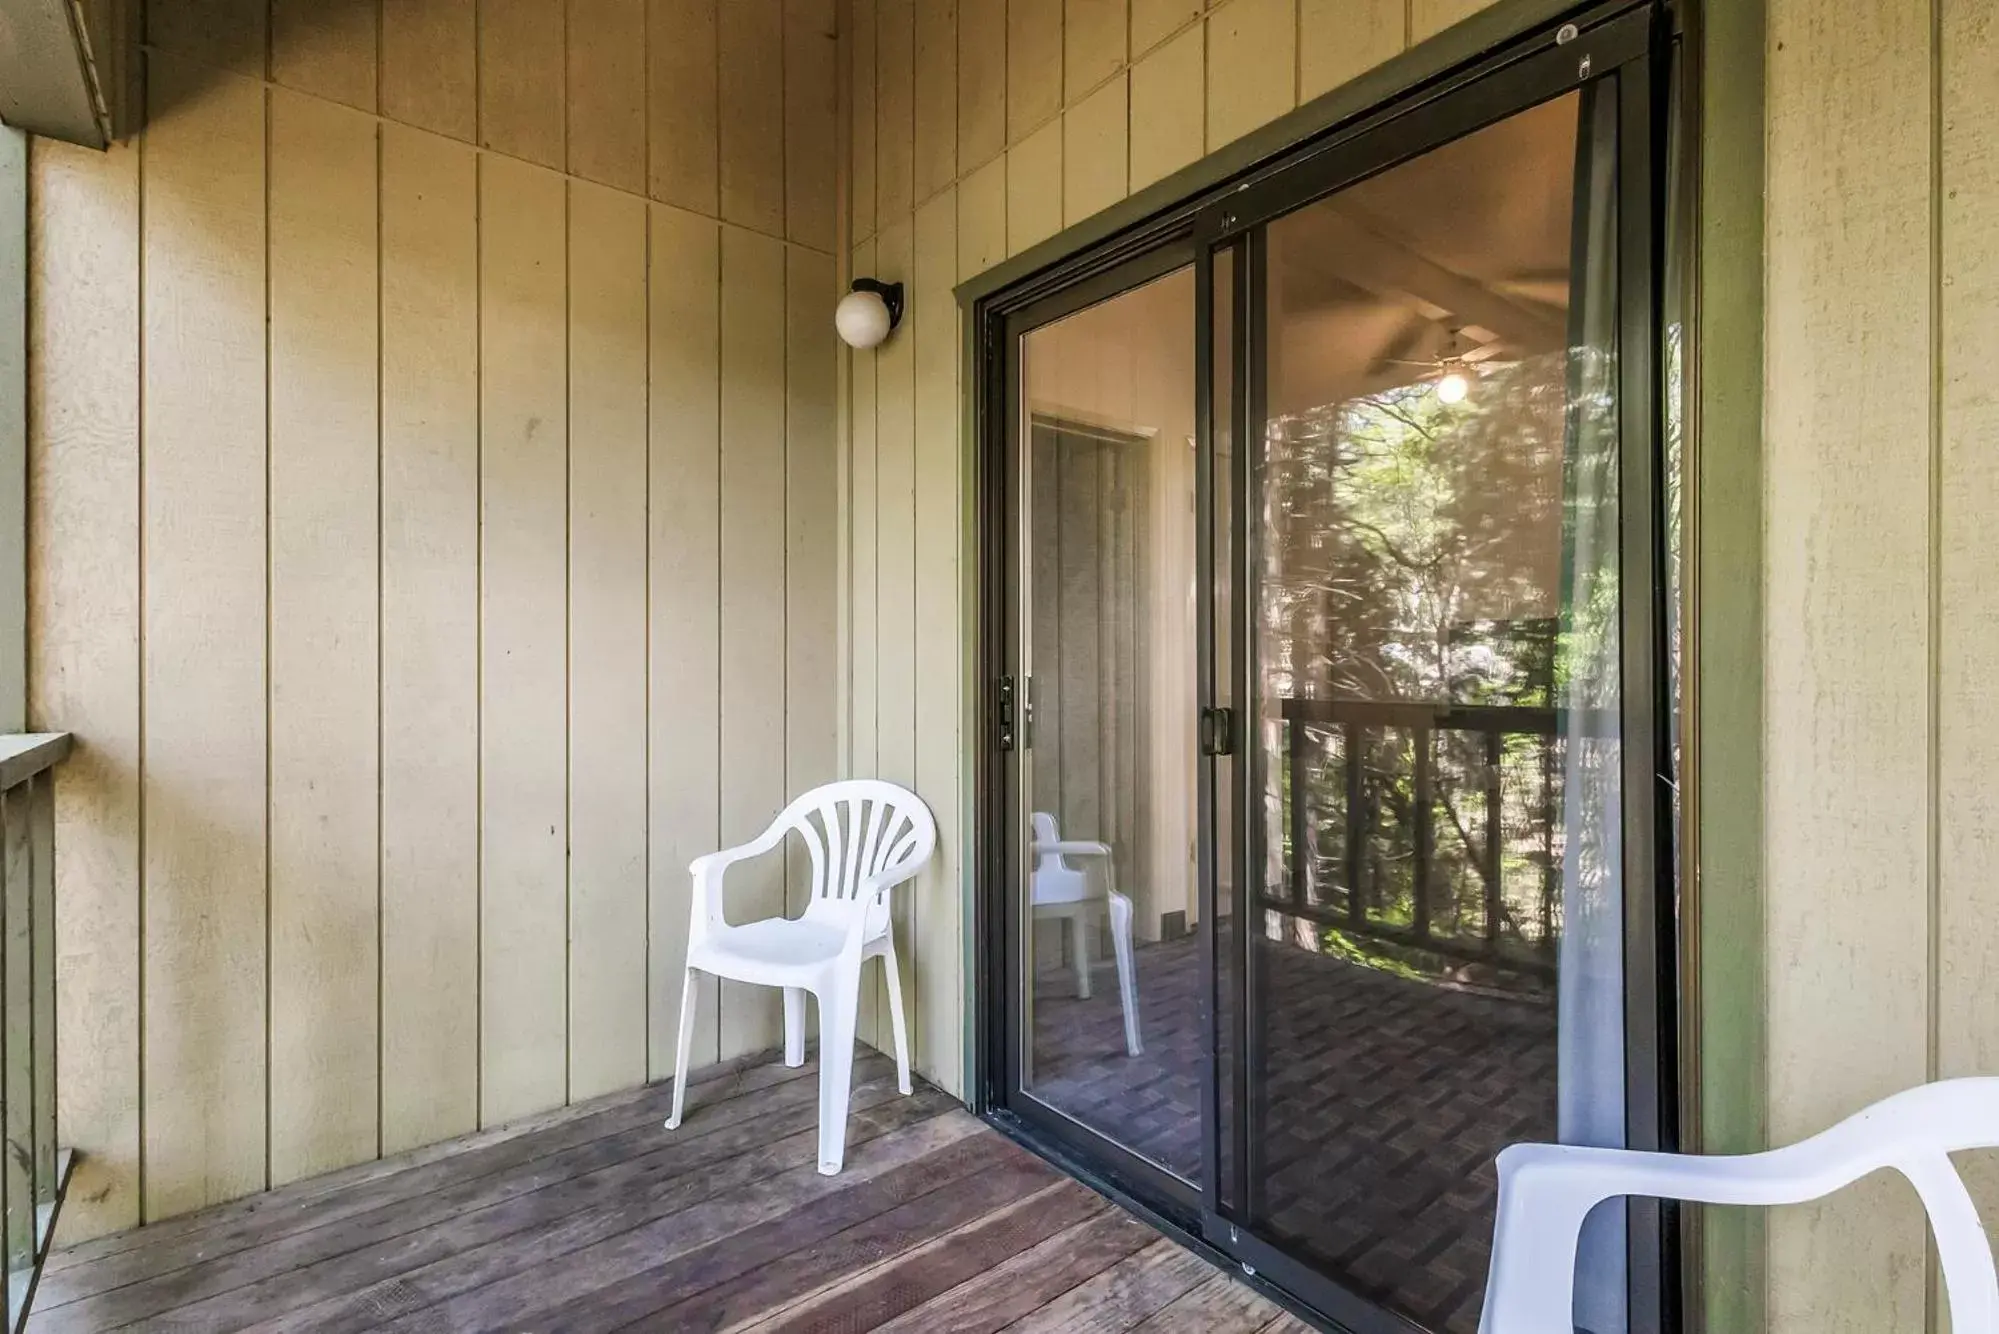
[842, 0, 1505, 1114]
[1762, 0, 1999, 1329]
[28, 0, 840, 1241]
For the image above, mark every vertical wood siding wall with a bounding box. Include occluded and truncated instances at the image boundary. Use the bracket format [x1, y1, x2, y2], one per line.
[839, 0, 1504, 1124]
[1764, 0, 1999, 1329]
[27, 0, 841, 1242]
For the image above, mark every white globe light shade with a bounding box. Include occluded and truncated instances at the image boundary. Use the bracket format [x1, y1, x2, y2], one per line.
[1435, 369, 1470, 404]
[836, 289, 894, 349]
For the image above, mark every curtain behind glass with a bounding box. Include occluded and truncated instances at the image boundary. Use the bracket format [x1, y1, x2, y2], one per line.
[1557, 79, 1626, 1334]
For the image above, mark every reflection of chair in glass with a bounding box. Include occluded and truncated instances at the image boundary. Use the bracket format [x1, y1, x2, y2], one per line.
[1030, 812, 1141, 1057]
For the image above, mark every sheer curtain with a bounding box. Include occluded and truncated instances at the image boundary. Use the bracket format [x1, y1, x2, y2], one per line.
[1555, 79, 1627, 1334]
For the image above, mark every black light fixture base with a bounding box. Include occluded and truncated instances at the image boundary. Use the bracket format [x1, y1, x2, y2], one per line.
[850, 277, 906, 331]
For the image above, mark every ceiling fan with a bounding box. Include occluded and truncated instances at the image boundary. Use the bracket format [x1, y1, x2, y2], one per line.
[1381, 325, 1514, 404]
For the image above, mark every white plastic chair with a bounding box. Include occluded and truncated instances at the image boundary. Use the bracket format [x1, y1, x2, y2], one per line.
[1479, 1078, 1999, 1333]
[1030, 811, 1141, 1057]
[664, 779, 937, 1175]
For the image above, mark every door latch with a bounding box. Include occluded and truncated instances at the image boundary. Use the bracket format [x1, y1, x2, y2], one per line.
[1199, 706, 1235, 757]
[996, 676, 1017, 752]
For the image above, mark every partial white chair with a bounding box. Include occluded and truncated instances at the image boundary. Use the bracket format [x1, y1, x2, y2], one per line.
[1479, 1078, 1999, 1333]
[1030, 811, 1142, 1057]
[664, 779, 937, 1176]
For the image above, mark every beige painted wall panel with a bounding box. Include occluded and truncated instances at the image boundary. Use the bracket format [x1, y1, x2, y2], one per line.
[1207, 0, 1296, 150]
[1939, 0, 1999, 1234]
[567, 182, 651, 1101]
[852, 0, 880, 239]
[1066, 0, 1127, 102]
[383, 0, 478, 141]
[1008, 0, 1064, 143]
[1410, 0, 1495, 43]
[1300, 0, 1403, 102]
[877, 0, 915, 219]
[958, 0, 1006, 173]
[717, 228, 791, 1058]
[568, 0, 648, 193]
[27, 138, 141, 1240]
[873, 219, 920, 1061]
[1007, 119, 1063, 255]
[478, 154, 571, 1124]
[479, 0, 566, 168]
[1132, 0, 1199, 54]
[139, 59, 269, 1219]
[913, 0, 959, 203]
[848, 235, 885, 1048]
[1764, 0, 1934, 1327]
[911, 190, 963, 1094]
[721, 0, 788, 234]
[649, 0, 721, 214]
[379, 124, 481, 1156]
[648, 206, 725, 1079]
[788, 248, 841, 918]
[1064, 73, 1128, 227]
[788, 0, 841, 249]
[958, 155, 1007, 278]
[1129, 21, 1202, 191]
[267, 91, 382, 1186]
[147, 0, 265, 79]
[272, 0, 378, 109]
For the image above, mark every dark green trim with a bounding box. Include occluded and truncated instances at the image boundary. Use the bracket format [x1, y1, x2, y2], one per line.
[954, 0, 1615, 310]
[1689, 0, 1766, 1326]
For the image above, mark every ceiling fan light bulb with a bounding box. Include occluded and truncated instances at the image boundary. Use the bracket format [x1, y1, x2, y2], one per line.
[1436, 370, 1470, 404]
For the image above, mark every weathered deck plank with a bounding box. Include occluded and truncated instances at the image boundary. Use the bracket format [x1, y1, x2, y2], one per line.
[30, 1054, 1294, 1333]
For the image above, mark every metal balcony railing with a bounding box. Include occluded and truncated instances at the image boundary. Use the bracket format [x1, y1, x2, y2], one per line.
[0, 733, 72, 1331]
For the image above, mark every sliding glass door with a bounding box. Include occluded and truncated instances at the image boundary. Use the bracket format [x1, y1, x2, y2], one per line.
[980, 9, 1673, 1332]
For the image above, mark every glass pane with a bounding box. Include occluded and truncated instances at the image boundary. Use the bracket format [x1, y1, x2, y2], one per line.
[1018, 266, 1203, 1181]
[1235, 87, 1625, 1334]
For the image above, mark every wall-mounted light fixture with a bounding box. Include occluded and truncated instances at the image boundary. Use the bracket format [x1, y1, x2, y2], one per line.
[835, 278, 904, 350]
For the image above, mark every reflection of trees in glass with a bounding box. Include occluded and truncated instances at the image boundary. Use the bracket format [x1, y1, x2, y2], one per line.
[1261, 351, 1616, 992]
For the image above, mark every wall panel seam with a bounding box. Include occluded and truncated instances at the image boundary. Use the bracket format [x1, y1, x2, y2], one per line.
[134, 91, 149, 1227]
[260, 76, 275, 1198]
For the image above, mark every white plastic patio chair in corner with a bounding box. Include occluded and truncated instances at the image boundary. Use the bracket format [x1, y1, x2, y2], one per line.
[1479, 1078, 1999, 1334]
[663, 779, 937, 1176]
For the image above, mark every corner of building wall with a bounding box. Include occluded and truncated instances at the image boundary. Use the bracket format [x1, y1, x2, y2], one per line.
[1689, 0, 1769, 1326]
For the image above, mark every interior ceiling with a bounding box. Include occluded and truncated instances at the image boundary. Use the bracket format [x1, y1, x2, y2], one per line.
[1021, 92, 1583, 428]
[1270, 90, 1582, 415]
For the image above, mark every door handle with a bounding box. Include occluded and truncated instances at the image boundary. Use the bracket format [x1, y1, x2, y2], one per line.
[1200, 706, 1235, 757]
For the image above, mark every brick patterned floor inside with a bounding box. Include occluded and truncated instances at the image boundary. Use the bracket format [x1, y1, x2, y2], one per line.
[1028, 929, 1558, 1334]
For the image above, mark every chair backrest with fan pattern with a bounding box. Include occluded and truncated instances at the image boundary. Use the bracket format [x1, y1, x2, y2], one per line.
[779, 780, 937, 910]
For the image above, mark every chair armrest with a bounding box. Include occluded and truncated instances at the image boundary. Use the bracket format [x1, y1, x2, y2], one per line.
[1034, 838, 1113, 858]
[687, 816, 791, 939]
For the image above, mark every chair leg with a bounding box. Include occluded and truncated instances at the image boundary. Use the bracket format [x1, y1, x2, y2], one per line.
[816, 970, 860, 1175]
[1108, 893, 1142, 1057]
[664, 967, 701, 1129]
[783, 987, 807, 1068]
[881, 942, 913, 1096]
[1072, 911, 1093, 1000]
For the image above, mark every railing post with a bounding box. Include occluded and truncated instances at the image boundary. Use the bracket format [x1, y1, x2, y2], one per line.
[1412, 726, 1431, 941]
[1486, 728, 1504, 945]
[1287, 714, 1307, 909]
[1344, 724, 1365, 927]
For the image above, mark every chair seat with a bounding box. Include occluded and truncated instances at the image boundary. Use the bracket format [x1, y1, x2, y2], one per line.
[693, 914, 880, 983]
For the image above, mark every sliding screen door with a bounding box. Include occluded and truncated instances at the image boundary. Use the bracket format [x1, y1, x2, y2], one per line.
[1217, 80, 1653, 1334]
[979, 11, 1671, 1332]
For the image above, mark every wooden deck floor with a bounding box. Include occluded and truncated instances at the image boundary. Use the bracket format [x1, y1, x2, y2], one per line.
[28, 1051, 1305, 1332]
